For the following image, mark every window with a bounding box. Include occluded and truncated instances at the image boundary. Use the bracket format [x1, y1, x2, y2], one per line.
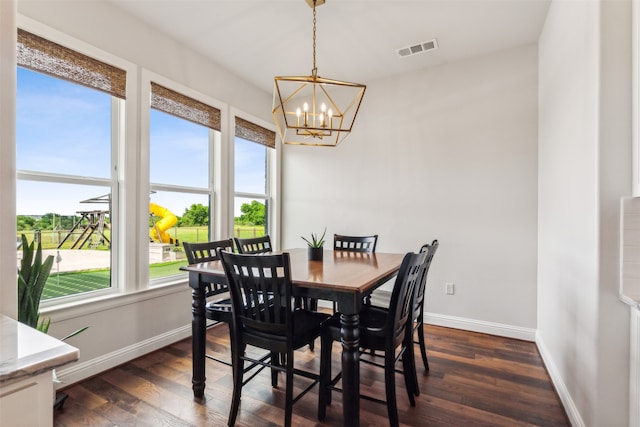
[148, 82, 220, 283]
[15, 27, 280, 302]
[234, 116, 276, 240]
[16, 29, 125, 301]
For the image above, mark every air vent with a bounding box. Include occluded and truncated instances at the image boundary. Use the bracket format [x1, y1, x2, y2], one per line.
[397, 38, 439, 58]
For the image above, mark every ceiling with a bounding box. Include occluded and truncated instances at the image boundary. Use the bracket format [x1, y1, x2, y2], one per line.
[109, 0, 551, 93]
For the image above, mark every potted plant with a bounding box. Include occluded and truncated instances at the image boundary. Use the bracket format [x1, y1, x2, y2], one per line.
[17, 234, 88, 410]
[301, 228, 326, 261]
[18, 234, 54, 333]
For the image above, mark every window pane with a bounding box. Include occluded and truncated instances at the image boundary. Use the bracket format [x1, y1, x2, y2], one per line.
[149, 191, 210, 282]
[16, 67, 112, 178]
[234, 137, 267, 194]
[17, 181, 112, 301]
[150, 109, 209, 188]
[233, 197, 267, 239]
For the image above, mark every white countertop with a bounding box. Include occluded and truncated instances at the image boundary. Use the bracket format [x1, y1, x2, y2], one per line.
[0, 314, 78, 384]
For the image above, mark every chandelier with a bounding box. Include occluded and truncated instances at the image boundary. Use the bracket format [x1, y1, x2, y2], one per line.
[272, 0, 366, 147]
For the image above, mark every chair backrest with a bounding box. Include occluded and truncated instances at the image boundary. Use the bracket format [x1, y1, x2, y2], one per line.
[218, 249, 293, 349]
[333, 234, 378, 253]
[387, 251, 428, 349]
[412, 240, 439, 320]
[183, 239, 234, 298]
[183, 239, 234, 264]
[234, 235, 273, 254]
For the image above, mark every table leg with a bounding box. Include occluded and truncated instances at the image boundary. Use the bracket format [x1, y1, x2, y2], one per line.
[340, 312, 360, 427]
[191, 280, 206, 398]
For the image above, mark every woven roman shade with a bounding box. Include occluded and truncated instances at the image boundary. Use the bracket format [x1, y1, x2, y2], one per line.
[235, 117, 276, 149]
[151, 82, 221, 131]
[17, 29, 126, 99]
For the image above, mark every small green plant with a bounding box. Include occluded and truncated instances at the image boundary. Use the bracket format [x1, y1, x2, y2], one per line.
[301, 228, 327, 248]
[17, 234, 54, 333]
[17, 234, 89, 339]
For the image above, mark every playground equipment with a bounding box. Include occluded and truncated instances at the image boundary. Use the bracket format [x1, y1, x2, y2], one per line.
[57, 194, 110, 250]
[56, 192, 179, 249]
[149, 202, 178, 244]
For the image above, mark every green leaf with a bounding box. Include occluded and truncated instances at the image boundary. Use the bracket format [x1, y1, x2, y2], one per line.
[61, 326, 90, 341]
[17, 234, 53, 329]
[16, 234, 88, 342]
[301, 227, 327, 248]
[37, 316, 51, 334]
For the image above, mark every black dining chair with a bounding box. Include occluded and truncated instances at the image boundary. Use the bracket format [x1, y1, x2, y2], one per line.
[234, 235, 273, 254]
[236, 233, 318, 352]
[218, 249, 332, 427]
[183, 239, 235, 367]
[410, 240, 439, 392]
[183, 239, 273, 370]
[356, 240, 440, 397]
[319, 250, 428, 427]
[333, 234, 378, 252]
[334, 234, 378, 307]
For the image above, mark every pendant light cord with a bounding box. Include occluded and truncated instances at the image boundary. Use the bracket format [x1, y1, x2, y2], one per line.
[312, 0, 317, 77]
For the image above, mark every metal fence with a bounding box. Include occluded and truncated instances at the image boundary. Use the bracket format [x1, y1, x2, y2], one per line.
[18, 225, 266, 250]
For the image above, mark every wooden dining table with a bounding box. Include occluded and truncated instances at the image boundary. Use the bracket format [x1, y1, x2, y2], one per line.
[182, 247, 405, 427]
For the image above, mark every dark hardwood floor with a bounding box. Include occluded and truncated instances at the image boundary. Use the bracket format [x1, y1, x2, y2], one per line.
[54, 324, 570, 427]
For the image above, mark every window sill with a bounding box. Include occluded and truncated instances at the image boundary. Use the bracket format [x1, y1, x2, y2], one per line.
[40, 278, 189, 323]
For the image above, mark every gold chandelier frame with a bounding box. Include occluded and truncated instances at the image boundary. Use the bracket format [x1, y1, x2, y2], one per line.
[272, 0, 366, 147]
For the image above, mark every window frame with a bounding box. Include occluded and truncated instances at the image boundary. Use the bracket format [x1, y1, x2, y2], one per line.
[141, 69, 229, 287]
[16, 16, 137, 307]
[15, 15, 280, 312]
[230, 108, 280, 249]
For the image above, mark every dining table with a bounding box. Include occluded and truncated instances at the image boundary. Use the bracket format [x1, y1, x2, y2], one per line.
[181, 247, 405, 427]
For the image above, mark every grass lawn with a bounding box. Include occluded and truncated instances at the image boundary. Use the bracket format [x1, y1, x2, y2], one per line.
[43, 260, 190, 300]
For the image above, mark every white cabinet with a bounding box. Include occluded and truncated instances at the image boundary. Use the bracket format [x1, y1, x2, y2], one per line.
[0, 315, 78, 427]
[0, 371, 53, 427]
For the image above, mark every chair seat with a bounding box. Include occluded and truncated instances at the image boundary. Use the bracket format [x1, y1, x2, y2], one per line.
[359, 305, 388, 332]
[205, 296, 233, 324]
[292, 309, 331, 348]
[243, 308, 330, 352]
[326, 307, 390, 351]
[206, 297, 232, 311]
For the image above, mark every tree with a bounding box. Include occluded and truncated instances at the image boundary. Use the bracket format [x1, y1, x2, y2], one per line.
[36, 213, 54, 230]
[180, 203, 209, 226]
[57, 215, 78, 230]
[17, 215, 37, 231]
[237, 200, 265, 226]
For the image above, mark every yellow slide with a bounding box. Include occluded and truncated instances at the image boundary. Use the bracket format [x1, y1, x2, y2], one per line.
[149, 202, 178, 244]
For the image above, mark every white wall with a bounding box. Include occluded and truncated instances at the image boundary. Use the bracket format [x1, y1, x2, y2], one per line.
[538, 0, 631, 425]
[8, 1, 274, 385]
[282, 44, 539, 336]
[0, 0, 16, 317]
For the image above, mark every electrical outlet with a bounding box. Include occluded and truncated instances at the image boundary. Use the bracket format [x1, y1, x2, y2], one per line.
[445, 282, 455, 295]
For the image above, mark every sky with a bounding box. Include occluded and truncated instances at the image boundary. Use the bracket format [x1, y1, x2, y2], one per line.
[16, 67, 266, 218]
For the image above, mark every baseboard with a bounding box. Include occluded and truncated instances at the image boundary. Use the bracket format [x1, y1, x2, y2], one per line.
[54, 324, 192, 387]
[424, 312, 537, 341]
[367, 289, 537, 341]
[536, 331, 585, 427]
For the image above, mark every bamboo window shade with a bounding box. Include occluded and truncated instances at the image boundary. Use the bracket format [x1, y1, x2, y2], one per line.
[150, 82, 221, 131]
[17, 29, 126, 99]
[235, 117, 276, 149]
